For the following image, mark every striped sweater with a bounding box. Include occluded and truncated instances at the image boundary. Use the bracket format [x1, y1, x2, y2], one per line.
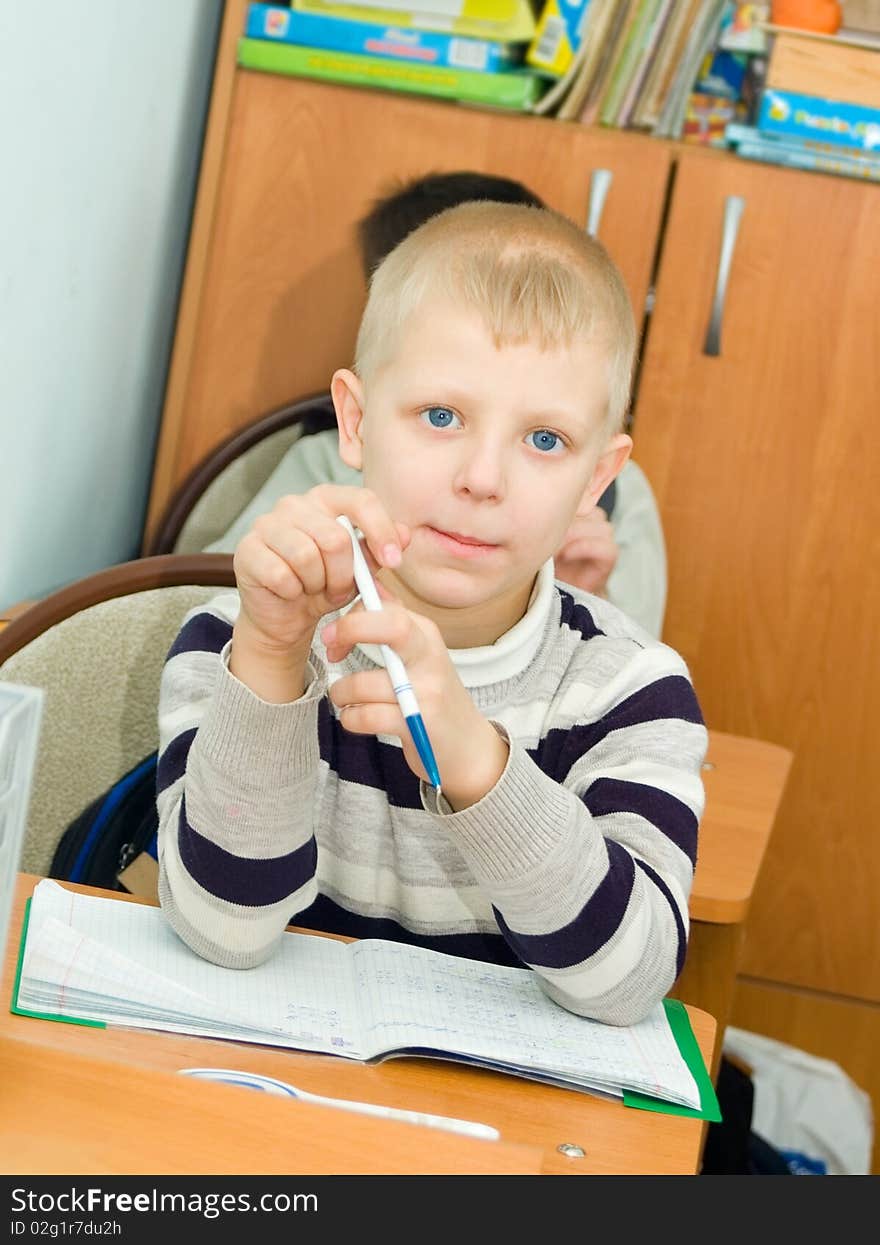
[157, 561, 707, 1026]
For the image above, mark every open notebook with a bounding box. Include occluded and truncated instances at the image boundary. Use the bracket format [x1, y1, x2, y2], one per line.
[0, 683, 43, 966]
[13, 879, 719, 1119]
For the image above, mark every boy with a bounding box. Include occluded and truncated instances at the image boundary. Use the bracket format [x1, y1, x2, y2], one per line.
[207, 171, 667, 637]
[158, 202, 706, 1026]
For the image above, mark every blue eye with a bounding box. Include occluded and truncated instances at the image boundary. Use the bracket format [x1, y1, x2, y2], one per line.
[420, 406, 460, 429]
[527, 429, 563, 454]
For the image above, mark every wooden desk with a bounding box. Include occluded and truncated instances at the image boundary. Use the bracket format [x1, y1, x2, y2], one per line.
[671, 730, 793, 1074]
[4, 874, 715, 1176]
[2, 1037, 541, 1175]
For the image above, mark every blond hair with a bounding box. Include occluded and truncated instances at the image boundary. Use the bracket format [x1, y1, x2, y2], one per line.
[354, 201, 637, 433]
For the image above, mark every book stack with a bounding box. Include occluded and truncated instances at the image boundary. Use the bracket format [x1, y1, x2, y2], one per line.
[531, 0, 741, 131]
[677, 2, 769, 146]
[725, 25, 880, 182]
[239, 1, 550, 112]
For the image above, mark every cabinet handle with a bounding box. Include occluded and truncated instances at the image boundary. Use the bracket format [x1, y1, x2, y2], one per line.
[586, 169, 612, 237]
[703, 195, 745, 357]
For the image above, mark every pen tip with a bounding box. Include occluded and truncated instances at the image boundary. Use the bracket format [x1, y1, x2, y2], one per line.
[435, 785, 442, 799]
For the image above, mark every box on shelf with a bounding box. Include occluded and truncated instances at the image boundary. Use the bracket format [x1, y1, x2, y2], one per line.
[292, 0, 539, 43]
[246, 2, 524, 71]
[526, 0, 592, 77]
[759, 86, 880, 152]
[766, 30, 880, 111]
[237, 35, 545, 110]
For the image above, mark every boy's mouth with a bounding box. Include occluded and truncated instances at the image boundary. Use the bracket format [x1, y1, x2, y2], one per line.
[425, 526, 500, 557]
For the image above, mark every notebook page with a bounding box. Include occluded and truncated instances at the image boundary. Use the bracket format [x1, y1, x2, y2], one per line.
[23, 881, 362, 1055]
[351, 938, 699, 1107]
[20, 915, 237, 1027]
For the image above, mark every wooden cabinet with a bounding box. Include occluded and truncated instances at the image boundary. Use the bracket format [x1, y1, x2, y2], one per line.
[634, 150, 880, 1002]
[143, 75, 670, 541]
[632, 150, 880, 1167]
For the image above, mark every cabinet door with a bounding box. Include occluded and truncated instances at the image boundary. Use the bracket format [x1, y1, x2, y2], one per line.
[144, 75, 670, 538]
[632, 150, 880, 1000]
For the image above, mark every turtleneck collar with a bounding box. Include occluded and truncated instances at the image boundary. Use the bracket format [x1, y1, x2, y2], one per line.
[351, 559, 556, 689]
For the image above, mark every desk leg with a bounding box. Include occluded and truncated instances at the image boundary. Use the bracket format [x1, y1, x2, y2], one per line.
[670, 920, 744, 1081]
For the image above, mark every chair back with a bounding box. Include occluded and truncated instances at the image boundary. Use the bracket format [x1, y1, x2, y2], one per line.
[0, 555, 235, 876]
[145, 394, 337, 556]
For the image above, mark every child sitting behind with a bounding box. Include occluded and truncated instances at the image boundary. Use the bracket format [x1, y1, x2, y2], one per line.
[157, 202, 706, 1026]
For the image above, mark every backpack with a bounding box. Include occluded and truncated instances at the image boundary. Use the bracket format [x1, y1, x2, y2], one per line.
[49, 751, 160, 895]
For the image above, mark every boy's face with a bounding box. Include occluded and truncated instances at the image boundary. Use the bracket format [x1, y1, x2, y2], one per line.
[334, 296, 630, 646]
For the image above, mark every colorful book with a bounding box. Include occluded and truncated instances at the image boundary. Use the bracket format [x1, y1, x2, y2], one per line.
[758, 88, 880, 154]
[237, 35, 545, 110]
[599, 0, 662, 127]
[735, 136, 880, 182]
[246, 3, 523, 72]
[291, 0, 539, 43]
[681, 92, 739, 146]
[577, 0, 635, 125]
[630, 0, 693, 128]
[616, 0, 676, 128]
[526, 0, 592, 77]
[564, 0, 630, 124]
[653, 0, 726, 138]
[718, 1, 769, 55]
[726, 120, 880, 168]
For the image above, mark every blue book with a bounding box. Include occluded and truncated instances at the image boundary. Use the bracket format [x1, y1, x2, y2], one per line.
[245, 3, 523, 73]
[735, 138, 880, 183]
[758, 88, 880, 155]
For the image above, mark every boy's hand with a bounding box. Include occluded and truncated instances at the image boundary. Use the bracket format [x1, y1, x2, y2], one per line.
[553, 506, 619, 597]
[230, 485, 408, 702]
[322, 590, 508, 811]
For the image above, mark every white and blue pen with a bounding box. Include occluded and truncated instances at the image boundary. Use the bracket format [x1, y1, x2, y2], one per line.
[336, 515, 442, 797]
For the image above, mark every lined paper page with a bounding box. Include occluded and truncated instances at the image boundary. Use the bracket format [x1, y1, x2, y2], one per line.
[22, 881, 361, 1054]
[351, 938, 700, 1107]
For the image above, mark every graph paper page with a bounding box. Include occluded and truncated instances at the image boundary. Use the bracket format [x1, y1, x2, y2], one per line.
[351, 938, 699, 1105]
[22, 880, 361, 1055]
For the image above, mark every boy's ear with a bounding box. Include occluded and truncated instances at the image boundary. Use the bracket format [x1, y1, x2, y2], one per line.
[576, 433, 633, 517]
[331, 368, 366, 471]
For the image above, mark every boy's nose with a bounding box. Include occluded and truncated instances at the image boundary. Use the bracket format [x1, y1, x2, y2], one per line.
[452, 446, 506, 502]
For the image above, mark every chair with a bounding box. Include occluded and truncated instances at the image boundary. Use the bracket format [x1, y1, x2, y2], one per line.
[143, 393, 338, 556]
[0, 554, 236, 876]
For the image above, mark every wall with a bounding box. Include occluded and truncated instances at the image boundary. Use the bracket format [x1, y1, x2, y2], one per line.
[0, 0, 223, 609]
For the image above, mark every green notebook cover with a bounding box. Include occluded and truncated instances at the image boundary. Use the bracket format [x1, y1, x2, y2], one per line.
[623, 998, 722, 1122]
[10, 897, 104, 1029]
[11, 895, 721, 1119]
[238, 36, 545, 110]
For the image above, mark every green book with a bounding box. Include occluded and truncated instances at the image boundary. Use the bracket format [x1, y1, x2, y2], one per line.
[599, 0, 658, 127]
[238, 36, 545, 111]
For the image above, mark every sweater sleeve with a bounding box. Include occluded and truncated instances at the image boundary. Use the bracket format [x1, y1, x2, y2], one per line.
[422, 640, 707, 1026]
[156, 592, 325, 968]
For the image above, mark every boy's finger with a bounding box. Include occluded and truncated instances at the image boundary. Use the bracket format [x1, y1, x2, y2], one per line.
[336, 702, 407, 741]
[345, 491, 404, 569]
[329, 670, 398, 708]
[304, 483, 402, 569]
[263, 525, 333, 597]
[236, 541, 305, 601]
[325, 601, 413, 655]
